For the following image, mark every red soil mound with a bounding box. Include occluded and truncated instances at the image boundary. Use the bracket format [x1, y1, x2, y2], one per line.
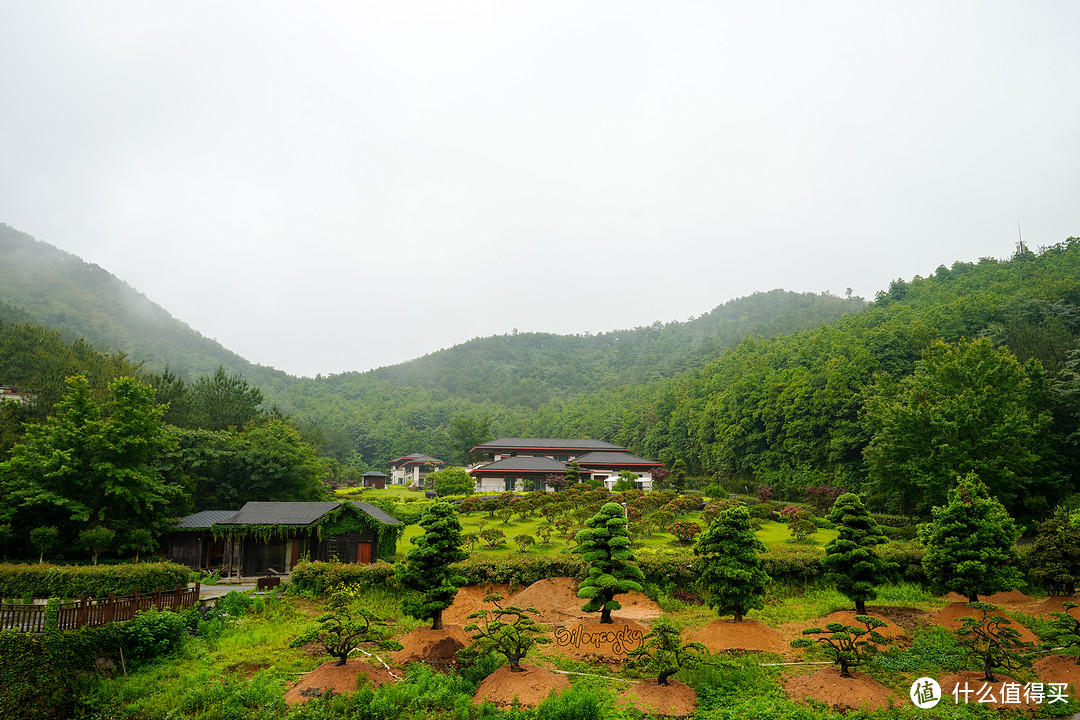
[689, 618, 789, 654]
[611, 591, 662, 621]
[442, 584, 513, 626]
[618, 678, 697, 718]
[1031, 596, 1080, 619]
[509, 577, 587, 624]
[548, 619, 649, 662]
[472, 664, 572, 708]
[284, 659, 395, 705]
[1034, 655, 1080, 695]
[942, 590, 1031, 605]
[784, 667, 898, 711]
[391, 625, 472, 668]
[928, 603, 1039, 644]
[937, 672, 1042, 709]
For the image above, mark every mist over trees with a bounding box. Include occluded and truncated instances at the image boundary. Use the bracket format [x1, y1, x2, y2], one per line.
[5, 219, 1080, 527]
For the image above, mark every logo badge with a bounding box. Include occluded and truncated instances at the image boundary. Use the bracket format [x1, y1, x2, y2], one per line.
[910, 677, 941, 708]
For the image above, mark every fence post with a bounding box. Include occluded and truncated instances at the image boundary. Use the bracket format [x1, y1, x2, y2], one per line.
[194, 582, 201, 608]
[155, 587, 162, 610]
[107, 593, 116, 623]
[79, 596, 89, 628]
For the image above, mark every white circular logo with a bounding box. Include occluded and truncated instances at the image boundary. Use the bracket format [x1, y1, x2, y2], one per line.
[910, 677, 941, 708]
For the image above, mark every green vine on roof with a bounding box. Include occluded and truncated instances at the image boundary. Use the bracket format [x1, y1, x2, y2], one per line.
[208, 504, 403, 560]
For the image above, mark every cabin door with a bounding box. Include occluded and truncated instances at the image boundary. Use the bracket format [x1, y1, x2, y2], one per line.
[356, 542, 373, 564]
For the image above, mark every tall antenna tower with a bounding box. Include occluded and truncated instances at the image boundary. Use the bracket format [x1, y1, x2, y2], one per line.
[1016, 220, 1027, 255]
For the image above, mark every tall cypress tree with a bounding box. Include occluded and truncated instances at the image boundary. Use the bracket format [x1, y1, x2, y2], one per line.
[395, 501, 468, 630]
[919, 473, 1022, 602]
[695, 505, 770, 623]
[823, 493, 896, 614]
[575, 502, 645, 624]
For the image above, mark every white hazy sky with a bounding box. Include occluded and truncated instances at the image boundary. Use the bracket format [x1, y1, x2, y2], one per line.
[2, 2, 1078, 378]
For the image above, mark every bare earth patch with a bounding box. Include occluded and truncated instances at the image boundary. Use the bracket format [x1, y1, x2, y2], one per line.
[942, 590, 1032, 605]
[509, 577, 588, 624]
[284, 659, 395, 705]
[618, 678, 697, 718]
[689, 618, 789, 654]
[865, 605, 927, 635]
[928, 603, 1039, 644]
[1034, 655, 1080, 695]
[784, 667, 897, 711]
[610, 591, 663, 621]
[548, 619, 649, 662]
[936, 672, 1041, 710]
[1030, 597, 1080, 619]
[472, 664, 571, 708]
[391, 625, 473, 669]
[442, 584, 513, 626]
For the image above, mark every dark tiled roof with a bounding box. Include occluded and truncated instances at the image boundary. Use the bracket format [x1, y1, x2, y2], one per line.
[216, 502, 342, 526]
[362, 471, 389, 477]
[348, 501, 402, 525]
[575, 451, 658, 466]
[473, 438, 627, 451]
[174, 510, 240, 529]
[213, 501, 402, 527]
[472, 456, 567, 473]
[388, 453, 443, 466]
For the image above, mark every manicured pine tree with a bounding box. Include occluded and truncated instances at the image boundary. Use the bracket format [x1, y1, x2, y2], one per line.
[695, 505, 770, 623]
[1028, 516, 1080, 595]
[575, 502, 645, 624]
[919, 473, 1022, 602]
[395, 501, 468, 630]
[823, 493, 896, 614]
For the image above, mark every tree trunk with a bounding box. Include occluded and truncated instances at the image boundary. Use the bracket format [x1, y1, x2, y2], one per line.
[733, 610, 743, 623]
[508, 654, 523, 672]
[431, 608, 444, 631]
[968, 593, 979, 603]
[658, 670, 676, 686]
[838, 659, 853, 678]
[855, 600, 867, 614]
[600, 607, 613, 624]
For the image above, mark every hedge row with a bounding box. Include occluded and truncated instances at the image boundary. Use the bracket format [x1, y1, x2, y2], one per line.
[289, 543, 931, 596]
[0, 562, 192, 599]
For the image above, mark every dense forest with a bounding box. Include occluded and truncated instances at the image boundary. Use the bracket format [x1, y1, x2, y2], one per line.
[4, 219, 1080, 526]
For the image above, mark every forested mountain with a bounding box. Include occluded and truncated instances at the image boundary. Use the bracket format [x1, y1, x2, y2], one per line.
[369, 290, 865, 407]
[525, 241, 1080, 521]
[266, 291, 866, 465]
[0, 223, 286, 387]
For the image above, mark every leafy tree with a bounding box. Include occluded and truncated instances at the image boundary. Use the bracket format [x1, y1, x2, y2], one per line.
[427, 466, 475, 497]
[627, 617, 705, 685]
[292, 587, 401, 666]
[574, 502, 645, 624]
[29, 525, 58, 563]
[79, 526, 115, 565]
[612, 470, 639, 492]
[955, 602, 1030, 682]
[513, 534, 535, 553]
[448, 414, 492, 465]
[1028, 516, 1080, 595]
[780, 506, 817, 542]
[463, 593, 550, 672]
[188, 366, 263, 431]
[479, 528, 506, 548]
[122, 528, 158, 563]
[668, 459, 688, 492]
[0, 375, 180, 551]
[791, 616, 890, 678]
[823, 493, 896, 614]
[536, 524, 554, 545]
[1043, 602, 1080, 664]
[564, 461, 582, 486]
[919, 473, 1022, 602]
[864, 337, 1055, 519]
[695, 505, 769, 623]
[395, 502, 468, 630]
[668, 520, 702, 544]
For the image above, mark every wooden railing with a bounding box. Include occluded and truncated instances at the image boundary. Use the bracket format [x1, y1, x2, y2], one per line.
[0, 583, 201, 633]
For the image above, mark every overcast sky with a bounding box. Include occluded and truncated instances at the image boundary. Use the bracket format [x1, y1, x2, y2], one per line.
[1, 2, 1078, 378]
